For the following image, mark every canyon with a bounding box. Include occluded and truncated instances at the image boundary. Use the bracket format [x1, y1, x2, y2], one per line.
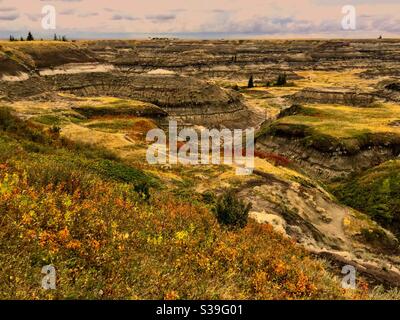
[2, 38, 400, 296]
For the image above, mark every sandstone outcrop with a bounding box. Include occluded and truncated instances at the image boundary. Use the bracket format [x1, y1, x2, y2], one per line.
[288, 87, 376, 106]
[0, 72, 257, 129]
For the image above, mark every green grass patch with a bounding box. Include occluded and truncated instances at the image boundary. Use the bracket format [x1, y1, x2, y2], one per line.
[86, 119, 137, 132]
[31, 114, 65, 126]
[95, 159, 156, 186]
[332, 160, 400, 237]
[259, 103, 400, 154]
[72, 98, 166, 118]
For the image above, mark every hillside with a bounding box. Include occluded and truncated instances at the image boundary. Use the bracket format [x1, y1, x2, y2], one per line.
[0, 108, 353, 299]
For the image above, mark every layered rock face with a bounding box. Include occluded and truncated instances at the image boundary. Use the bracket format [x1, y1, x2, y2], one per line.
[256, 135, 399, 181]
[0, 72, 256, 129]
[0, 76, 50, 100]
[0, 42, 96, 78]
[256, 102, 400, 181]
[3, 39, 400, 79]
[53, 72, 254, 128]
[85, 39, 400, 78]
[289, 88, 376, 106]
[376, 79, 400, 102]
[2, 39, 400, 131]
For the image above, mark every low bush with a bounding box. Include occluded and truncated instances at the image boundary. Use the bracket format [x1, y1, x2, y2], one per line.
[134, 181, 151, 202]
[213, 190, 252, 229]
[275, 73, 287, 86]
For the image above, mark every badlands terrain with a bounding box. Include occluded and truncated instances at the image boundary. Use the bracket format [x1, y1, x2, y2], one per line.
[1, 39, 400, 299]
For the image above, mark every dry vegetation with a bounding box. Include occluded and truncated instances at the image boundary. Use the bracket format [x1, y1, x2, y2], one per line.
[0, 108, 358, 299]
[273, 103, 400, 139]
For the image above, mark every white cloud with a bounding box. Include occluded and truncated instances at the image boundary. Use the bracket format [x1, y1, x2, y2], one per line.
[0, 0, 399, 37]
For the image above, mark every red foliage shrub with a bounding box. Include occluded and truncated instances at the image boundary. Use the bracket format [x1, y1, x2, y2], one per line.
[254, 149, 291, 167]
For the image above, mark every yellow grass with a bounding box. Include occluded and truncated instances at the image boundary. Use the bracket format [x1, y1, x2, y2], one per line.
[295, 70, 379, 91]
[278, 103, 400, 139]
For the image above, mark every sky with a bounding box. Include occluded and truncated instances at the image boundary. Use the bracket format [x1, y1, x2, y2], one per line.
[0, 0, 399, 39]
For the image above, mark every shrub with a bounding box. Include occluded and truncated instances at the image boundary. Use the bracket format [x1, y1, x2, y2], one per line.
[0, 107, 16, 130]
[134, 181, 151, 202]
[213, 190, 252, 229]
[359, 228, 399, 253]
[202, 191, 216, 204]
[254, 149, 290, 167]
[49, 125, 61, 136]
[276, 73, 287, 86]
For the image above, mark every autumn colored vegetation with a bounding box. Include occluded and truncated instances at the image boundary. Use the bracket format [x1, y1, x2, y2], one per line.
[0, 107, 363, 299]
[254, 149, 291, 167]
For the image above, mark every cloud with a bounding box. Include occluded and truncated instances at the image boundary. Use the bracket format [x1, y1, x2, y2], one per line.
[78, 12, 98, 17]
[146, 14, 176, 23]
[111, 14, 139, 21]
[40, 0, 82, 2]
[0, 7, 15, 12]
[201, 15, 337, 35]
[25, 13, 42, 22]
[314, 0, 400, 4]
[171, 9, 186, 13]
[207, 12, 400, 36]
[368, 15, 400, 33]
[3, 0, 400, 38]
[212, 9, 229, 13]
[0, 12, 19, 20]
[60, 8, 76, 15]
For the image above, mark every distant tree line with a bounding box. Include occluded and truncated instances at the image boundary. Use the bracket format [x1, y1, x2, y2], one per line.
[53, 34, 68, 41]
[8, 32, 68, 42]
[247, 73, 288, 88]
